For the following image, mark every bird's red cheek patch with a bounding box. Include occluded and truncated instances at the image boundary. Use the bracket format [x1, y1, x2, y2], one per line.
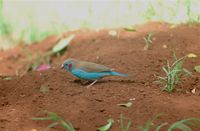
[68, 64, 72, 69]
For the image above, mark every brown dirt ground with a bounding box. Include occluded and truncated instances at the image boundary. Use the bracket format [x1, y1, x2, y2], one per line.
[0, 22, 200, 131]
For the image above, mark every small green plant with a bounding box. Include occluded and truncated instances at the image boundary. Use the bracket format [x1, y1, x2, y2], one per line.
[120, 114, 132, 131]
[138, 114, 200, 131]
[156, 54, 192, 92]
[168, 117, 200, 131]
[0, 0, 12, 37]
[143, 31, 154, 50]
[31, 111, 76, 131]
[138, 113, 163, 131]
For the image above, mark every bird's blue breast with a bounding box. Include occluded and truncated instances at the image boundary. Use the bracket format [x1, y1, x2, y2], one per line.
[71, 68, 111, 80]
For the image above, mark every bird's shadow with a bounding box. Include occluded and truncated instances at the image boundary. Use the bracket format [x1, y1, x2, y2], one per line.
[71, 79, 135, 86]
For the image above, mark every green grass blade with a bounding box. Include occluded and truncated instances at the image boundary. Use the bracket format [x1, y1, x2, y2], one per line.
[120, 114, 132, 131]
[173, 51, 178, 60]
[168, 69, 181, 75]
[156, 76, 167, 81]
[162, 66, 169, 75]
[0, 0, 3, 11]
[98, 118, 114, 131]
[120, 114, 125, 131]
[168, 118, 200, 131]
[125, 120, 132, 131]
[155, 122, 168, 131]
[60, 120, 76, 131]
[171, 56, 186, 68]
[168, 123, 192, 131]
[123, 26, 136, 32]
[44, 111, 62, 121]
[182, 68, 192, 76]
[139, 113, 163, 131]
[44, 122, 59, 131]
[154, 80, 165, 84]
[32, 110, 76, 131]
[31, 117, 54, 121]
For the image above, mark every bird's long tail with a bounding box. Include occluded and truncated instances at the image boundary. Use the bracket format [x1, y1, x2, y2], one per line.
[111, 71, 128, 77]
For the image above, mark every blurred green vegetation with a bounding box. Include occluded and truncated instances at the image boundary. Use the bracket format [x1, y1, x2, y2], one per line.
[0, 0, 200, 49]
[0, 0, 11, 36]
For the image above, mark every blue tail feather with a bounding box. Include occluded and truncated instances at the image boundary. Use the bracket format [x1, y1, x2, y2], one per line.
[111, 71, 128, 77]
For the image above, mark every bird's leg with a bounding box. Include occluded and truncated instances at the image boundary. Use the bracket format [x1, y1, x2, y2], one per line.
[87, 80, 98, 88]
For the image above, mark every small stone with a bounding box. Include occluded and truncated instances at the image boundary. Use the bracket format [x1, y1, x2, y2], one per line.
[191, 88, 196, 94]
[163, 45, 167, 48]
[129, 98, 136, 101]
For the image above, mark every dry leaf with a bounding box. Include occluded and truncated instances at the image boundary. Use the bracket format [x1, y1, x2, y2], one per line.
[108, 30, 117, 37]
[187, 53, 197, 58]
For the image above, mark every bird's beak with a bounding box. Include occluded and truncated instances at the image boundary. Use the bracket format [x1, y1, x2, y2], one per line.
[61, 64, 64, 69]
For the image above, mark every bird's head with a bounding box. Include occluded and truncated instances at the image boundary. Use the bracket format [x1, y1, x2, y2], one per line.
[61, 58, 76, 71]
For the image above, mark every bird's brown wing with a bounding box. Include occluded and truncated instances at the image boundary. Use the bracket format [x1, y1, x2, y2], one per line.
[77, 61, 111, 72]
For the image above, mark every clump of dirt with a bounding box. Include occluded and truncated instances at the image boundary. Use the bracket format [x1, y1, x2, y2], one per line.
[0, 22, 200, 131]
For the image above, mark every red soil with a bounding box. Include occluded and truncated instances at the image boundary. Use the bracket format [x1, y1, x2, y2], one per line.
[0, 22, 200, 131]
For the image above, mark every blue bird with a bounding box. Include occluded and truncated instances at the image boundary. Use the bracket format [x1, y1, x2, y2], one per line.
[61, 58, 128, 88]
